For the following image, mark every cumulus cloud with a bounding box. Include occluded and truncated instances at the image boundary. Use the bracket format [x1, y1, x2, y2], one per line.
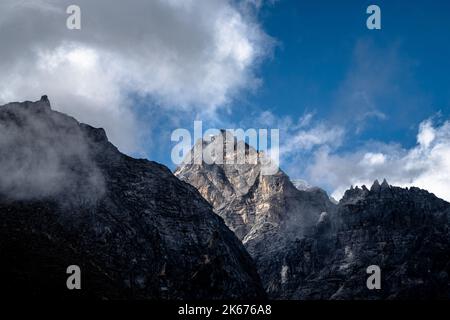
[254, 110, 450, 203]
[306, 118, 450, 202]
[0, 0, 272, 154]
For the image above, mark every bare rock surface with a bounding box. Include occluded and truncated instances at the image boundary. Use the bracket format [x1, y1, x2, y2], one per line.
[0, 97, 265, 300]
[175, 132, 336, 298]
[176, 134, 450, 299]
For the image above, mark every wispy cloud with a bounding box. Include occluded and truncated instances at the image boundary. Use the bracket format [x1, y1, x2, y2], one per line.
[248, 110, 345, 178]
[306, 117, 450, 202]
[331, 40, 420, 134]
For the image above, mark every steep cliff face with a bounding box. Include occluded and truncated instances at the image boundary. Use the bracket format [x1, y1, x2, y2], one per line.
[175, 132, 450, 300]
[175, 132, 337, 297]
[280, 180, 450, 299]
[0, 97, 265, 300]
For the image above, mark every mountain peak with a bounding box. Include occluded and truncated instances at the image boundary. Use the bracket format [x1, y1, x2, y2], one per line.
[0, 97, 265, 299]
[40, 95, 49, 103]
[370, 179, 381, 192]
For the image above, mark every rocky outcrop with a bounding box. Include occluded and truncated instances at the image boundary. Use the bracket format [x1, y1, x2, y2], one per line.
[280, 180, 450, 299]
[291, 179, 312, 191]
[0, 97, 265, 300]
[175, 131, 337, 298]
[176, 132, 450, 300]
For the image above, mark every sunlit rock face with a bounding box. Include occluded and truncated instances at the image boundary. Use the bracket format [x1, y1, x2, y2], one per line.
[176, 132, 450, 300]
[291, 179, 312, 191]
[0, 97, 265, 300]
[175, 132, 337, 298]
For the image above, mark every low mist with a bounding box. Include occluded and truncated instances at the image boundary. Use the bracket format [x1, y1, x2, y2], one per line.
[0, 99, 105, 205]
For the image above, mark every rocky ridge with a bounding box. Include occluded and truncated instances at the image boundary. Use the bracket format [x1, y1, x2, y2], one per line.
[0, 97, 265, 299]
[175, 131, 337, 298]
[176, 134, 450, 299]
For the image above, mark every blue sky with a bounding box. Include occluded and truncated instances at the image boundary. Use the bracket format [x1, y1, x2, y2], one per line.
[251, 0, 450, 149]
[1, 0, 450, 200]
[141, 0, 450, 200]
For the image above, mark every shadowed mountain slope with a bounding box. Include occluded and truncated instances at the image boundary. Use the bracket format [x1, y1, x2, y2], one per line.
[0, 97, 265, 300]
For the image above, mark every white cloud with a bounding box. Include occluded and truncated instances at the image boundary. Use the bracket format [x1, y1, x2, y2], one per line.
[282, 124, 344, 152]
[417, 120, 436, 149]
[0, 43, 139, 154]
[251, 111, 345, 178]
[0, 0, 272, 154]
[306, 118, 450, 202]
[361, 153, 386, 166]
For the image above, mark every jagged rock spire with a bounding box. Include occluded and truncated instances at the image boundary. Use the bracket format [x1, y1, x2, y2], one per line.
[35, 95, 51, 110]
[370, 179, 381, 192]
